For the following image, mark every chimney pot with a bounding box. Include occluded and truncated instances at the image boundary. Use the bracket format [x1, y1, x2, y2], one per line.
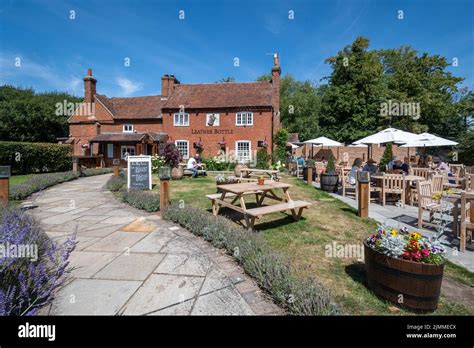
[87, 69, 92, 76]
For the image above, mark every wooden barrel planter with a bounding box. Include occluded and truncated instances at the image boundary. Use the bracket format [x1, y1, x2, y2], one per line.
[364, 241, 444, 312]
[320, 173, 339, 192]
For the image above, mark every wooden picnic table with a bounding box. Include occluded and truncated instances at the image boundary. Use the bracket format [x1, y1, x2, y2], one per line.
[371, 174, 425, 205]
[240, 168, 280, 182]
[208, 181, 310, 230]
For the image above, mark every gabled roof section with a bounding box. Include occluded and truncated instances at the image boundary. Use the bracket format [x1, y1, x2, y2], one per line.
[162, 81, 273, 109]
[95, 94, 163, 119]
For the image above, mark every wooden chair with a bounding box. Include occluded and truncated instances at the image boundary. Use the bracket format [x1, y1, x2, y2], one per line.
[440, 171, 463, 189]
[460, 191, 474, 252]
[465, 173, 474, 191]
[449, 164, 464, 177]
[296, 161, 304, 179]
[417, 180, 441, 229]
[369, 172, 383, 203]
[464, 166, 474, 174]
[431, 174, 443, 195]
[382, 174, 405, 207]
[341, 168, 357, 199]
[412, 168, 431, 180]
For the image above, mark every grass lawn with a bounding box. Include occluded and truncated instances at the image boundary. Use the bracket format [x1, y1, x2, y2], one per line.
[9, 174, 32, 186]
[155, 174, 474, 315]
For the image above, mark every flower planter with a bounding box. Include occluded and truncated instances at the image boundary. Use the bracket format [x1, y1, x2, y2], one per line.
[364, 241, 444, 312]
[171, 166, 183, 180]
[320, 173, 339, 192]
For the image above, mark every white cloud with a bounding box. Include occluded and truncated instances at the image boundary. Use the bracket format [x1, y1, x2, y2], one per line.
[116, 77, 143, 96]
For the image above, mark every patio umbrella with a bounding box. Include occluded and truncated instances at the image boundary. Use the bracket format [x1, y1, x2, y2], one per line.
[304, 136, 343, 158]
[287, 142, 300, 149]
[400, 133, 458, 147]
[353, 127, 420, 159]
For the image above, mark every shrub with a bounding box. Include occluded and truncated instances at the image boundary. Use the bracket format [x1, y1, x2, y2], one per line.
[105, 173, 126, 192]
[256, 148, 270, 169]
[120, 189, 160, 212]
[163, 143, 181, 168]
[272, 128, 288, 165]
[0, 208, 76, 315]
[458, 131, 474, 166]
[326, 155, 336, 174]
[9, 171, 80, 200]
[80, 167, 113, 177]
[0, 141, 72, 175]
[379, 142, 393, 170]
[162, 204, 340, 315]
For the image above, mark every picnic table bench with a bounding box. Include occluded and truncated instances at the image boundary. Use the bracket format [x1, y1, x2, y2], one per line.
[240, 168, 280, 182]
[207, 181, 311, 230]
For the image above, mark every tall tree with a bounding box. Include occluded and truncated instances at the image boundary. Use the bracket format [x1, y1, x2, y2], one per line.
[320, 36, 386, 143]
[0, 85, 81, 142]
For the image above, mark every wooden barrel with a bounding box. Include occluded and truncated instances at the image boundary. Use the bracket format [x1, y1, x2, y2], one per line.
[364, 242, 444, 312]
[234, 164, 248, 177]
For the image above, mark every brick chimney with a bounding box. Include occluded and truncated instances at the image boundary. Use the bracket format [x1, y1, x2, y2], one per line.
[161, 74, 180, 99]
[83, 69, 97, 105]
[271, 53, 281, 131]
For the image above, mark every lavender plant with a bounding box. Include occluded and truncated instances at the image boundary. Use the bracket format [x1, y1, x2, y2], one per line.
[0, 208, 76, 315]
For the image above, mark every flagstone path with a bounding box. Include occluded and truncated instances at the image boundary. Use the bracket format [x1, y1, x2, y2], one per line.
[29, 174, 283, 315]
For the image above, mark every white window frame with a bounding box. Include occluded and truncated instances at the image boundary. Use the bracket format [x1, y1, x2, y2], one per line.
[235, 140, 252, 163]
[173, 112, 190, 126]
[236, 112, 253, 126]
[123, 124, 134, 133]
[107, 143, 114, 158]
[175, 140, 189, 160]
[121, 146, 136, 160]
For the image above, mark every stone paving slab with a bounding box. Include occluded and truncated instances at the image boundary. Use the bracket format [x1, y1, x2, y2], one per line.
[28, 174, 284, 316]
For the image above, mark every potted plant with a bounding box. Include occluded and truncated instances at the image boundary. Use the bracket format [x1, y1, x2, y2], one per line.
[320, 156, 338, 192]
[161, 143, 183, 180]
[365, 226, 446, 312]
[257, 175, 265, 185]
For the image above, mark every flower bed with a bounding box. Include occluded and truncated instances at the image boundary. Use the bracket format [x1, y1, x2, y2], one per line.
[0, 208, 76, 315]
[162, 204, 340, 315]
[365, 227, 446, 311]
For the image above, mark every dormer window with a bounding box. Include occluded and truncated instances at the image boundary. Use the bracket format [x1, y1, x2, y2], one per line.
[174, 112, 189, 126]
[123, 124, 133, 133]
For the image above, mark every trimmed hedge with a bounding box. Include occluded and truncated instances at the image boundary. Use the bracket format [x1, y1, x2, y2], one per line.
[162, 204, 340, 315]
[10, 171, 79, 200]
[80, 168, 113, 177]
[104, 172, 126, 192]
[120, 189, 160, 212]
[10, 169, 114, 200]
[0, 141, 72, 175]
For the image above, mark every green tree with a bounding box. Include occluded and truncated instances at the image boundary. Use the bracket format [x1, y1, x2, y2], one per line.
[320, 36, 386, 143]
[379, 143, 393, 170]
[0, 85, 81, 142]
[216, 77, 235, 83]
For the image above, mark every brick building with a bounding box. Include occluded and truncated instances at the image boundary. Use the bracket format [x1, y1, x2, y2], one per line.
[68, 55, 281, 166]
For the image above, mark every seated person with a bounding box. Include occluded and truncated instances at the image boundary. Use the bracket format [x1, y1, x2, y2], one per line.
[187, 154, 204, 178]
[401, 157, 410, 174]
[390, 157, 404, 173]
[436, 158, 450, 173]
[348, 158, 363, 185]
[362, 158, 378, 174]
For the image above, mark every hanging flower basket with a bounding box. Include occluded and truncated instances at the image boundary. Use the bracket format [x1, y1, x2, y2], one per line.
[193, 141, 204, 151]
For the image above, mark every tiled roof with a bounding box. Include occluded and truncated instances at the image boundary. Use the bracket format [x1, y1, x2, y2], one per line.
[90, 132, 168, 143]
[95, 94, 163, 119]
[162, 82, 274, 109]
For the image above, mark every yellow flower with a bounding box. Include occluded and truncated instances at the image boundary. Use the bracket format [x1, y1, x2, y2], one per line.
[391, 229, 398, 236]
[410, 232, 421, 240]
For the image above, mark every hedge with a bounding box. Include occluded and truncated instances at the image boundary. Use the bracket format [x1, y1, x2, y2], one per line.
[0, 141, 72, 175]
[162, 204, 341, 315]
[120, 188, 160, 212]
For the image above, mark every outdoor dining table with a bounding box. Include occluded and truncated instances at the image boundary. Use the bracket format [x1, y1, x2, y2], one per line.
[210, 181, 310, 230]
[371, 174, 425, 205]
[240, 168, 280, 182]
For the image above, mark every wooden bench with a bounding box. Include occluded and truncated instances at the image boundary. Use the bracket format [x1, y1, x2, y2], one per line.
[206, 191, 263, 210]
[244, 200, 311, 230]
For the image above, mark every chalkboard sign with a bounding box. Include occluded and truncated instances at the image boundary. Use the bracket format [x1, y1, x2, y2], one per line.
[127, 156, 152, 190]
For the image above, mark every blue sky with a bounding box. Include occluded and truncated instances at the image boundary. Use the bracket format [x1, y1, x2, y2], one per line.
[0, 0, 472, 97]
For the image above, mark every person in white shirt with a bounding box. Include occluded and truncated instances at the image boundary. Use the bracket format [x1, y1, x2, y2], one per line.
[348, 158, 363, 185]
[187, 155, 199, 178]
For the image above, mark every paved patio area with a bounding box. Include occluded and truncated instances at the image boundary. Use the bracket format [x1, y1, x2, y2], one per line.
[27, 174, 283, 315]
[321, 184, 474, 272]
